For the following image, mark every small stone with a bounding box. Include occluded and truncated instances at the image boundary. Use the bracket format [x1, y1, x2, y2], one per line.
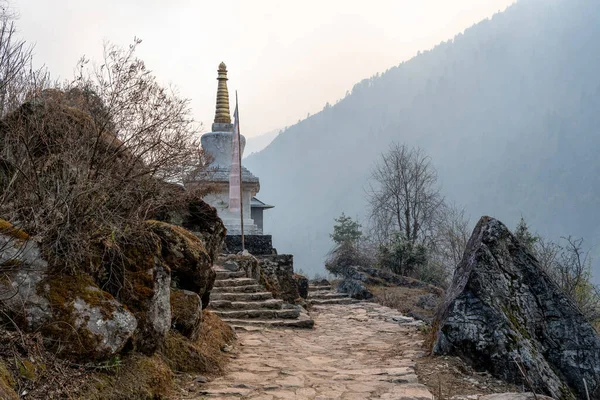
[221, 344, 233, 353]
[194, 376, 209, 383]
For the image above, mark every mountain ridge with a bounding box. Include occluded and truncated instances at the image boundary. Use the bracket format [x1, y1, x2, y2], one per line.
[246, 0, 600, 281]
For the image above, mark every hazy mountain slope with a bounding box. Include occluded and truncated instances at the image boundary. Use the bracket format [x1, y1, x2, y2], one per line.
[245, 0, 600, 281]
[243, 129, 280, 158]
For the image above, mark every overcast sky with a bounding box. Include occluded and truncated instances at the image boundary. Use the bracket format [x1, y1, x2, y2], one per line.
[16, 0, 515, 137]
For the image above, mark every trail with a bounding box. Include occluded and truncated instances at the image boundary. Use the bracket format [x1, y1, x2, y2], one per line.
[195, 302, 434, 400]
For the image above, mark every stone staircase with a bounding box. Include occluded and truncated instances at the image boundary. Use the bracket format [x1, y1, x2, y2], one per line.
[308, 282, 356, 306]
[209, 265, 314, 329]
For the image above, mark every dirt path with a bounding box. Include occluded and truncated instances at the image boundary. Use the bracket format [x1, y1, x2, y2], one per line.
[193, 302, 434, 400]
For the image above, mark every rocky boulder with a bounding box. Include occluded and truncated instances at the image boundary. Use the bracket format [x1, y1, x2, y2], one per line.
[432, 216, 600, 399]
[40, 276, 137, 360]
[156, 199, 226, 265]
[170, 288, 202, 340]
[105, 230, 171, 355]
[149, 221, 216, 309]
[338, 278, 373, 300]
[294, 274, 309, 299]
[0, 228, 137, 360]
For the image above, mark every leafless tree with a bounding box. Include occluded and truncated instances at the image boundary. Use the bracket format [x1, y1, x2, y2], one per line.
[430, 203, 471, 270]
[533, 235, 600, 323]
[367, 143, 444, 247]
[0, 2, 49, 117]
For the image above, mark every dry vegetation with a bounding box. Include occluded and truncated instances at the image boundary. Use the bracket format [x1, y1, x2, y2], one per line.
[369, 285, 441, 323]
[0, 310, 235, 399]
[415, 355, 521, 399]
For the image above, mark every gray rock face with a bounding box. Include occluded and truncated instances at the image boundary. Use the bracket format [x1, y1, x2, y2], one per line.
[0, 233, 137, 360]
[337, 278, 373, 300]
[68, 285, 138, 359]
[0, 234, 51, 329]
[433, 216, 600, 400]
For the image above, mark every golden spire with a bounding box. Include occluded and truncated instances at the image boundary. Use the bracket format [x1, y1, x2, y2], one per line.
[214, 62, 231, 124]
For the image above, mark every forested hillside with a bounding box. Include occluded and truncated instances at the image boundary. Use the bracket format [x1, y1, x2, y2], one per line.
[245, 0, 600, 280]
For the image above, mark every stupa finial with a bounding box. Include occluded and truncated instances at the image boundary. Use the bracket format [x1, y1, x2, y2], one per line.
[214, 62, 231, 124]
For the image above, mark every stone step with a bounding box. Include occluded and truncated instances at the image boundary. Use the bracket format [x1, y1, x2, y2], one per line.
[223, 315, 315, 329]
[214, 270, 246, 279]
[310, 298, 356, 305]
[309, 291, 349, 299]
[212, 284, 262, 293]
[209, 298, 284, 310]
[213, 278, 257, 287]
[211, 291, 274, 302]
[212, 308, 300, 320]
[309, 285, 332, 292]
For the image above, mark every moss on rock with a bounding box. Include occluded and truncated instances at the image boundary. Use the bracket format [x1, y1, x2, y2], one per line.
[0, 219, 29, 241]
[73, 355, 173, 400]
[0, 361, 18, 400]
[160, 310, 234, 374]
[38, 274, 137, 361]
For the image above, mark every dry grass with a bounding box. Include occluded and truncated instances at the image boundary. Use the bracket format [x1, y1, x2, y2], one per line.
[160, 310, 235, 375]
[0, 219, 29, 241]
[415, 355, 521, 399]
[0, 310, 236, 399]
[369, 285, 442, 323]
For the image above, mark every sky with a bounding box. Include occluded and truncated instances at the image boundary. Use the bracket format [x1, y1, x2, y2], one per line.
[15, 0, 515, 138]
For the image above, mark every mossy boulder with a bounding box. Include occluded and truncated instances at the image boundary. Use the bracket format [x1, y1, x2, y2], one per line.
[109, 231, 171, 355]
[0, 361, 18, 400]
[0, 230, 52, 330]
[38, 275, 137, 360]
[148, 221, 215, 308]
[170, 288, 202, 340]
[156, 199, 226, 265]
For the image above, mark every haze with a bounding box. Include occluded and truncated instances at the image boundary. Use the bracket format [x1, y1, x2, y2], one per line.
[17, 0, 514, 137]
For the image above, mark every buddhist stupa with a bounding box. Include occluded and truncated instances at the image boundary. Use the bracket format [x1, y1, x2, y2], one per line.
[197, 62, 273, 235]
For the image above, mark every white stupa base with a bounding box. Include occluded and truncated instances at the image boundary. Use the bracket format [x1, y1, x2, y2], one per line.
[221, 218, 261, 235]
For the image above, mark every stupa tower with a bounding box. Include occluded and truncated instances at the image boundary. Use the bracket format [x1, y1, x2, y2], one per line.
[197, 63, 273, 236]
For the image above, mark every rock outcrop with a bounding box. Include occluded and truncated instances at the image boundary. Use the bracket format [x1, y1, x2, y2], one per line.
[432, 216, 600, 399]
[343, 265, 443, 296]
[337, 278, 373, 300]
[157, 199, 226, 265]
[0, 230, 137, 360]
[40, 276, 137, 360]
[149, 221, 216, 308]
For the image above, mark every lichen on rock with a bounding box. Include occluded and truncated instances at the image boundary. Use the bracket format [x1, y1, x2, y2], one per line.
[432, 216, 600, 399]
[40, 275, 137, 360]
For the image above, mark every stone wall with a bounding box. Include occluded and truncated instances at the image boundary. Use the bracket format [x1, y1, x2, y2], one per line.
[257, 255, 301, 304]
[224, 235, 274, 255]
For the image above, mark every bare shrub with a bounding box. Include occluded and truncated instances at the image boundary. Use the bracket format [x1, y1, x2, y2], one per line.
[515, 220, 600, 325]
[0, 39, 210, 274]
